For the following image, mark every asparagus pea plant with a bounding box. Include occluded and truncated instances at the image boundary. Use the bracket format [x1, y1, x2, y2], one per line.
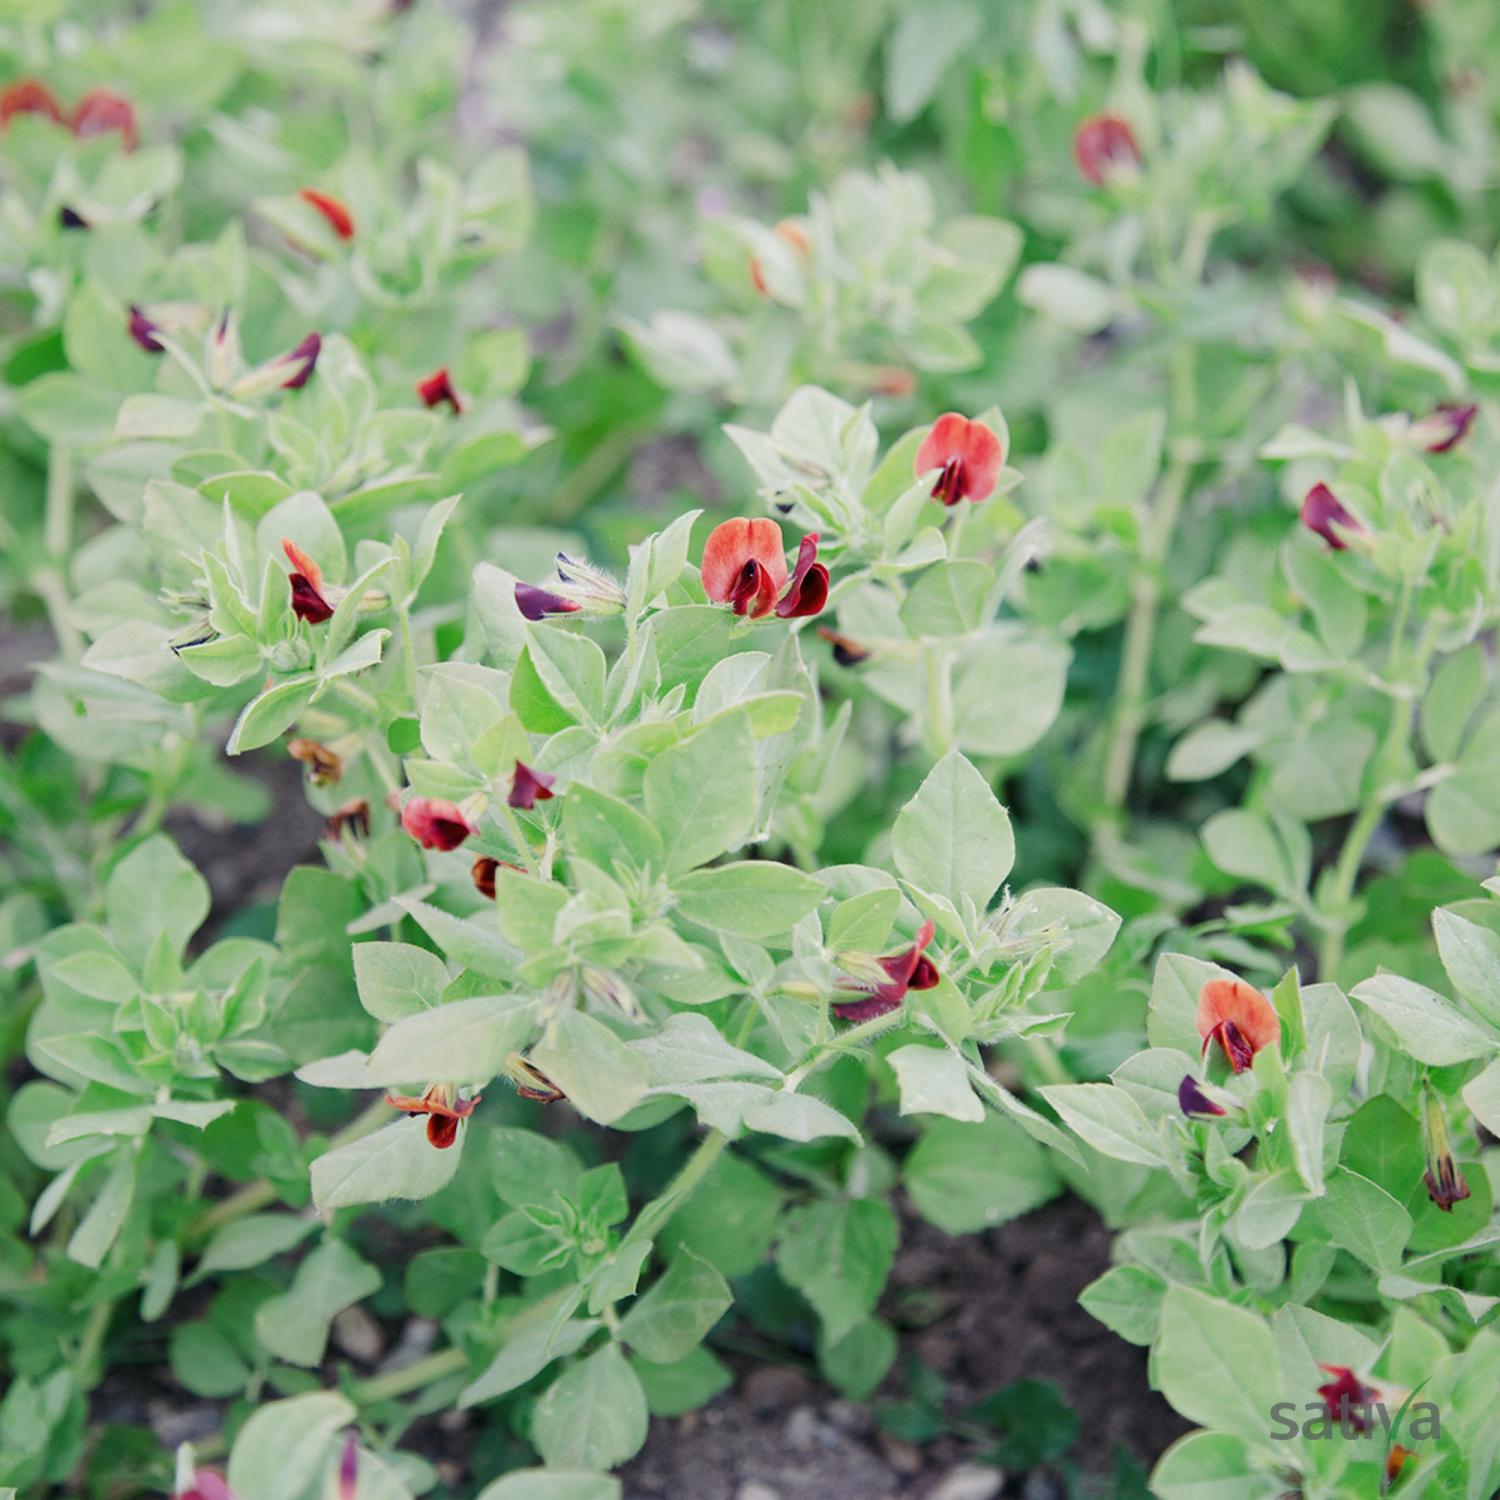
[5, 3, 1500, 1499]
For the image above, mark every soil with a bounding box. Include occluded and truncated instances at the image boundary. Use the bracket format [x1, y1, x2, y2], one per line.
[622, 1198, 1189, 1500]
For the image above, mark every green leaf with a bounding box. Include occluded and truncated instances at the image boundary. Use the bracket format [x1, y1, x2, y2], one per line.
[884, 0, 981, 122]
[476, 1474, 620, 1500]
[631, 1013, 782, 1086]
[68, 1151, 136, 1268]
[888, 1044, 983, 1122]
[106, 834, 210, 969]
[630, 1346, 734, 1417]
[1040, 1084, 1167, 1168]
[192, 1214, 316, 1282]
[532, 1344, 649, 1471]
[253, 1239, 382, 1367]
[309, 1118, 464, 1210]
[461, 1296, 600, 1407]
[817, 1316, 898, 1401]
[226, 1391, 355, 1500]
[619, 1251, 731, 1364]
[1422, 644, 1485, 764]
[777, 1198, 897, 1343]
[352, 942, 450, 1022]
[227, 675, 318, 754]
[898, 559, 992, 639]
[643, 713, 758, 876]
[904, 1115, 1060, 1234]
[1350, 973, 1497, 1064]
[1303, 1168, 1412, 1271]
[363, 995, 538, 1088]
[1155, 1287, 1281, 1446]
[662, 1154, 784, 1279]
[526, 625, 608, 728]
[1078, 1265, 1167, 1346]
[671, 861, 824, 939]
[891, 751, 1013, 914]
[562, 786, 665, 875]
[529, 1011, 649, 1125]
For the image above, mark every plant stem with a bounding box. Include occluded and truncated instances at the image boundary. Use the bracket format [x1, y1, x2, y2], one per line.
[397, 603, 421, 707]
[1098, 453, 1192, 823]
[1316, 632, 1434, 980]
[620, 1128, 728, 1253]
[38, 445, 84, 659]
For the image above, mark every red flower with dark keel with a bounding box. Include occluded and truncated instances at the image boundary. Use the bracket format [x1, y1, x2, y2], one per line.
[509, 760, 555, 810]
[401, 797, 476, 851]
[1300, 482, 1364, 550]
[386, 1083, 479, 1148]
[1073, 114, 1140, 186]
[1422, 1088, 1471, 1212]
[1177, 1075, 1228, 1119]
[833, 919, 940, 1021]
[282, 538, 335, 623]
[915, 413, 1005, 506]
[299, 187, 355, 241]
[1196, 977, 1280, 1073]
[701, 518, 828, 620]
[417, 366, 462, 413]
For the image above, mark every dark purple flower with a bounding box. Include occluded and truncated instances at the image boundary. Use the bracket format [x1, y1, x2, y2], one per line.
[774, 532, 830, 619]
[282, 538, 334, 624]
[816, 626, 869, 667]
[1316, 1365, 1380, 1433]
[1300, 482, 1363, 550]
[1178, 1075, 1227, 1120]
[338, 1431, 358, 1500]
[1418, 402, 1478, 454]
[417, 366, 462, 413]
[128, 305, 164, 353]
[1422, 1089, 1471, 1212]
[515, 582, 581, 621]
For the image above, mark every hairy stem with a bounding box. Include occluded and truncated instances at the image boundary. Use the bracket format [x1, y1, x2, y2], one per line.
[38, 445, 84, 659]
[1098, 453, 1192, 822]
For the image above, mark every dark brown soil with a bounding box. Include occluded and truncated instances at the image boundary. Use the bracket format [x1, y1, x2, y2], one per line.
[623, 1198, 1188, 1500]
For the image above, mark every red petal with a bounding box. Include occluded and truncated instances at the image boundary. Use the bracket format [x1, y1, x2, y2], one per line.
[401, 797, 475, 850]
[774, 533, 829, 618]
[299, 187, 355, 241]
[1196, 979, 1280, 1059]
[701, 517, 788, 603]
[915, 414, 1004, 503]
[416, 366, 462, 412]
[0, 79, 64, 129]
[509, 759, 556, 810]
[281, 538, 324, 594]
[70, 88, 138, 150]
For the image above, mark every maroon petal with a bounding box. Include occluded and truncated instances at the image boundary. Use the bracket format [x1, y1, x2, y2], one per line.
[509, 759, 556, 810]
[338, 1432, 358, 1500]
[289, 574, 334, 623]
[1424, 402, 1478, 454]
[515, 582, 581, 620]
[1178, 1075, 1226, 1119]
[128, 305, 164, 353]
[1300, 482, 1362, 550]
[774, 533, 829, 619]
[1203, 1018, 1255, 1073]
[831, 991, 906, 1022]
[401, 797, 475, 851]
[278, 332, 322, 390]
[417, 366, 462, 412]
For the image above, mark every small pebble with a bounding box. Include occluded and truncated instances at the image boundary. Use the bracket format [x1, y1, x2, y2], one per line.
[735, 1484, 781, 1500]
[332, 1305, 384, 1363]
[783, 1406, 822, 1450]
[742, 1365, 813, 1414]
[878, 1434, 924, 1474]
[927, 1464, 1004, 1500]
[1021, 1472, 1066, 1500]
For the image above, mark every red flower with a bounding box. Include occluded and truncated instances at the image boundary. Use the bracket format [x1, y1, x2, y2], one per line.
[1315, 1365, 1380, 1433]
[298, 187, 355, 241]
[0, 78, 64, 130]
[386, 1082, 479, 1148]
[282, 538, 334, 623]
[1300, 482, 1363, 550]
[70, 88, 138, 150]
[701, 518, 827, 620]
[1073, 114, 1140, 186]
[416, 366, 462, 413]
[833, 919, 939, 1021]
[128, 305, 164, 353]
[509, 760, 555, 811]
[1177, 1075, 1227, 1119]
[401, 797, 476, 851]
[515, 582, 581, 621]
[1416, 401, 1478, 454]
[816, 626, 869, 667]
[1196, 978, 1280, 1073]
[915, 413, 1005, 506]
[775, 532, 829, 619]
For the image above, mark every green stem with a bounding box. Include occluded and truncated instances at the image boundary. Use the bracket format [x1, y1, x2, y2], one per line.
[38, 445, 84, 659]
[397, 603, 421, 708]
[72, 1294, 114, 1384]
[619, 1128, 728, 1254]
[548, 430, 638, 524]
[1316, 635, 1434, 980]
[923, 644, 955, 760]
[1098, 453, 1192, 824]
